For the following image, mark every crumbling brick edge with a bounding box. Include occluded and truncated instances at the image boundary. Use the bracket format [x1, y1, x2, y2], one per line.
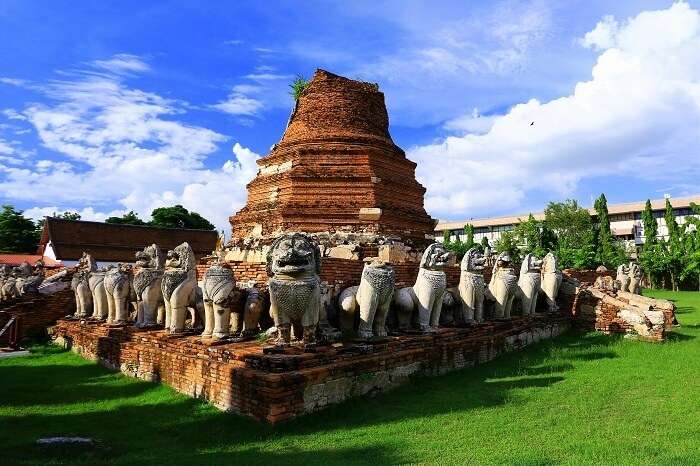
[50, 314, 570, 424]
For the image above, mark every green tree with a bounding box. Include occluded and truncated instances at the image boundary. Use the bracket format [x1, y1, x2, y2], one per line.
[56, 211, 81, 220]
[679, 202, 700, 291]
[442, 229, 451, 245]
[513, 214, 556, 258]
[480, 236, 490, 251]
[105, 211, 147, 226]
[494, 230, 521, 263]
[664, 198, 679, 241]
[593, 193, 616, 267]
[544, 200, 597, 269]
[463, 224, 475, 250]
[641, 199, 658, 246]
[0, 205, 40, 253]
[149, 205, 215, 230]
[663, 198, 683, 291]
[639, 199, 660, 287]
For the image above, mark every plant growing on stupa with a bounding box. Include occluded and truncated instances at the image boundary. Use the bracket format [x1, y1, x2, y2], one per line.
[289, 75, 309, 100]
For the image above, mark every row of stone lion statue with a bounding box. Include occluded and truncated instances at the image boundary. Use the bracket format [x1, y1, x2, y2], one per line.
[0, 262, 45, 302]
[67, 234, 564, 352]
[70, 243, 206, 332]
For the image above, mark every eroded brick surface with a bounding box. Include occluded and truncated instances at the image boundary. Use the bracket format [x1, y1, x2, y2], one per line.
[52, 313, 570, 423]
[229, 70, 436, 247]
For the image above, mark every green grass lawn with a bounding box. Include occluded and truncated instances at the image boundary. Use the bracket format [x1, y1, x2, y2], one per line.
[1, 291, 699, 465]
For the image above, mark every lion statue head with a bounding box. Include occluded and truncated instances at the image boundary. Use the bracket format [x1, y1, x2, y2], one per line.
[460, 247, 486, 273]
[420, 243, 451, 271]
[165, 242, 195, 272]
[541, 252, 559, 274]
[520, 253, 542, 275]
[77, 252, 97, 273]
[363, 256, 392, 271]
[135, 243, 165, 270]
[630, 262, 642, 279]
[266, 233, 321, 277]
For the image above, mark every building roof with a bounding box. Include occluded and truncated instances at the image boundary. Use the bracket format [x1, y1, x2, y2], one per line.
[37, 217, 218, 262]
[435, 195, 700, 231]
[0, 254, 62, 268]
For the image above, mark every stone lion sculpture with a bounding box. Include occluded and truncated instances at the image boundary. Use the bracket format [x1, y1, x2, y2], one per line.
[616, 264, 630, 293]
[518, 253, 543, 316]
[80, 253, 108, 321]
[201, 260, 235, 339]
[14, 261, 44, 297]
[394, 243, 451, 333]
[133, 244, 165, 328]
[71, 254, 93, 318]
[487, 252, 518, 319]
[267, 233, 322, 350]
[162, 242, 197, 334]
[232, 287, 263, 340]
[628, 262, 643, 295]
[3, 267, 20, 302]
[0, 265, 11, 301]
[104, 263, 132, 325]
[540, 252, 563, 312]
[338, 258, 395, 340]
[457, 247, 487, 324]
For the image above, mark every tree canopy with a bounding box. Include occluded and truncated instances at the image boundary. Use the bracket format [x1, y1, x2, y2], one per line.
[105, 206, 215, 230]
[149, 205, 215, 230]
[105, 211, 147, 226]
[0, 205, 40, 253]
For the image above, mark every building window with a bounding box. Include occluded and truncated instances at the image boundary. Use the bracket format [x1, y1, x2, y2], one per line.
[610, 213, 634, 221]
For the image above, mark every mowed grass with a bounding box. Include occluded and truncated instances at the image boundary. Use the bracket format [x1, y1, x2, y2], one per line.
[1, 292, 699, 465]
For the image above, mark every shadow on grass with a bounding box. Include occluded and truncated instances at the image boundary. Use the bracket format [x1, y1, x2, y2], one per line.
[0, 330, 624, 465]
[673, 305, 694, 315]
[666, 331, 697, 341]
[0, 363, 154, 406]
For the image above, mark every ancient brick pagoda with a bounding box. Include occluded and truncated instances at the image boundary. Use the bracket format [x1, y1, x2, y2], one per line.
[230, 69, 436, 247]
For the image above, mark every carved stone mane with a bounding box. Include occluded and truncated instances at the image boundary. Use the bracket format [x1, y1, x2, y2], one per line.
[162, 242, 195, 300]
[203, 264, 234, 304]
[104, 266, 129, 295]
[133, 244, 165, 296]
[361, 263, 395, 302]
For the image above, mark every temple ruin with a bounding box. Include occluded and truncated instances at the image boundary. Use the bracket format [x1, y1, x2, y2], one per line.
[230, 69, 436, 249]
[0, 69, 677, 424]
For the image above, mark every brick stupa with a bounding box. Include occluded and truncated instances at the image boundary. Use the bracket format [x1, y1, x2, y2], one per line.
[230, 69, 436, 247]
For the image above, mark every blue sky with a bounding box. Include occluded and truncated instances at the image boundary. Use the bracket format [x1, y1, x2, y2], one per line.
[1, 0, 699, 231]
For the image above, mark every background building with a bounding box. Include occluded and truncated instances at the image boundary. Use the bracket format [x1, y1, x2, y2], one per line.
[436, 195, 700, 248]
[37, 217, 218, 267]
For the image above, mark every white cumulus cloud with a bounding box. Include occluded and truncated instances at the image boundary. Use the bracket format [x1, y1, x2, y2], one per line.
[0, 54, 261, 233]
[410, 1, 700, 220]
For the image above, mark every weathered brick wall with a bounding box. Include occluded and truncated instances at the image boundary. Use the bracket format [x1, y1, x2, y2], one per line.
[197, 257, 469, 291]
[0, 288, 75, 344]
[52, 312, 570, 423]
[44, 268, 66, 278]
[615, 291, 676, 330]
[573, 288, 667, 341]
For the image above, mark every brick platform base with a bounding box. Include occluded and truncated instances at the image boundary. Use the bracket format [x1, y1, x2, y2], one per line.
[0, 289, 75, 345]
[51, 313, 570, 423]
